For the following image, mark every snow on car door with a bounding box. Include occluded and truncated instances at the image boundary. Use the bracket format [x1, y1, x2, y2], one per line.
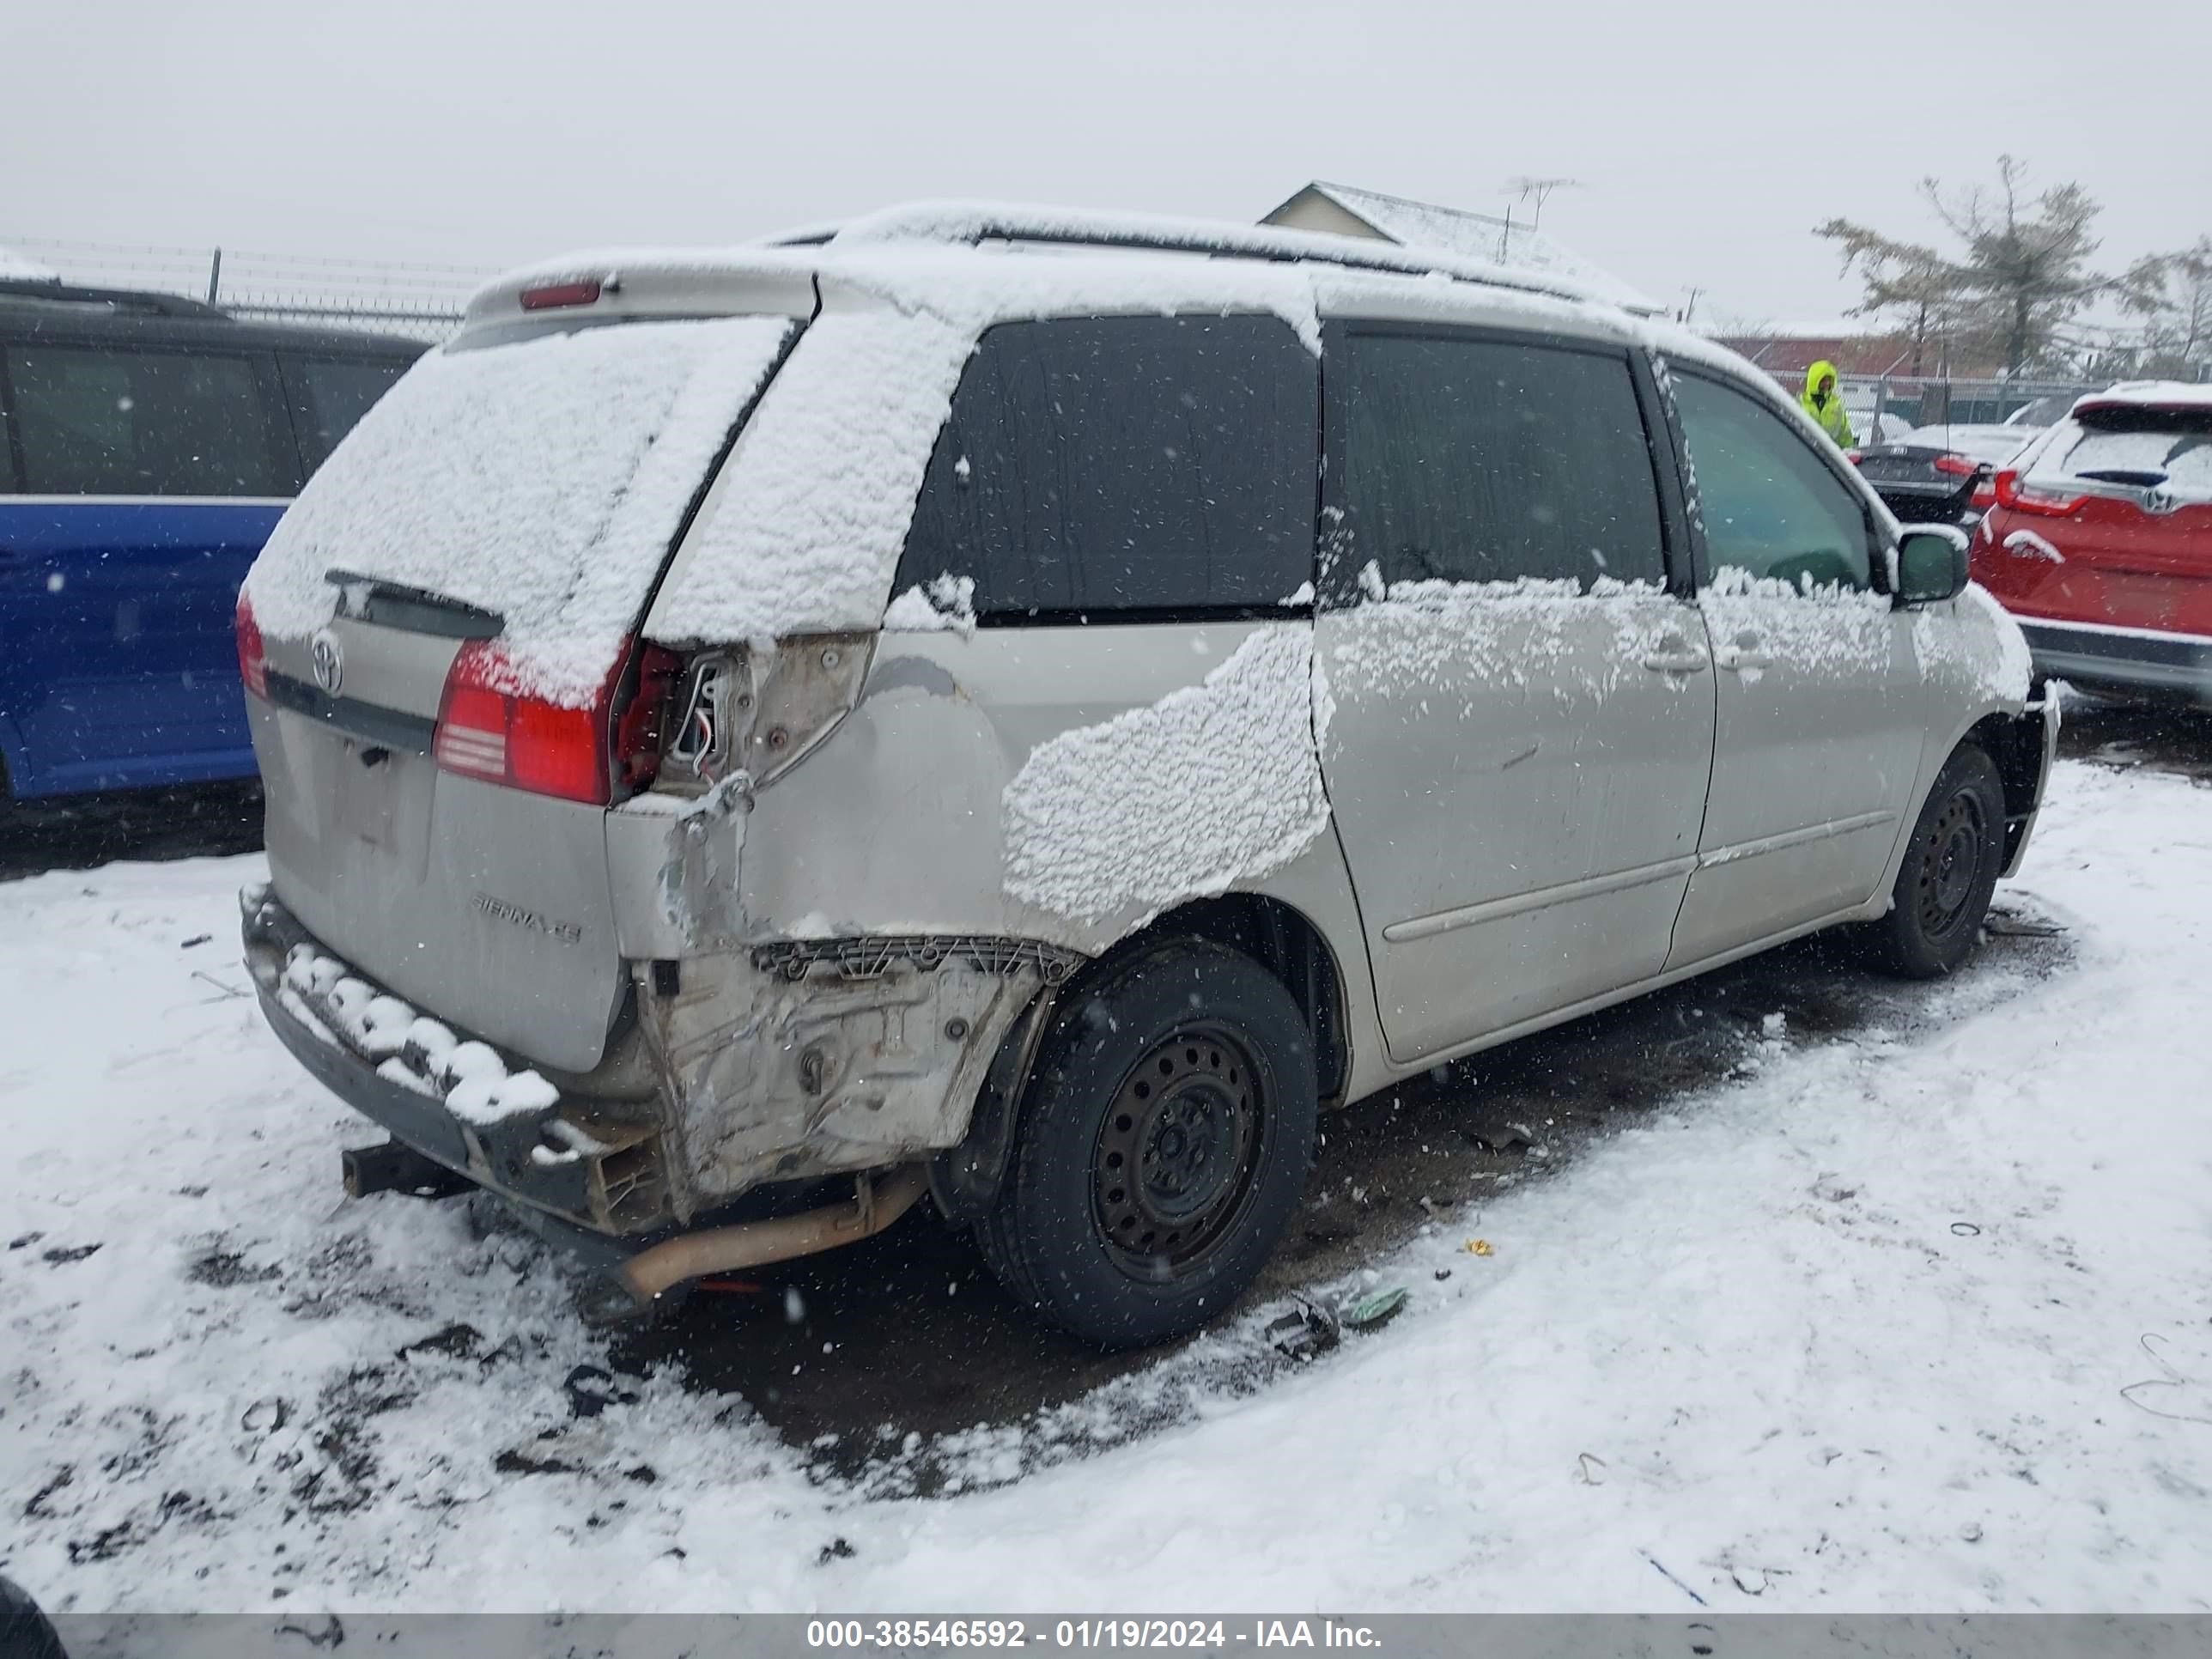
[1663, 370, 1927, 969]
[1316, 327, 1716, 1063]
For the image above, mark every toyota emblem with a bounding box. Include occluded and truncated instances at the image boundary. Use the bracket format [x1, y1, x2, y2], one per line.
[309, 629, 344, 696]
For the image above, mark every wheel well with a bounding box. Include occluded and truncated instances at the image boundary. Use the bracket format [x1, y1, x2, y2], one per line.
[1117, 894, 1352, 1107]
[1966, 710, 2045, 867]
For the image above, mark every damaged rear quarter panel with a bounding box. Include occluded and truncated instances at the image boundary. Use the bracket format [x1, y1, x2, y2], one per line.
[736, 617, 1330, 950]
[612, 617, 1358, 1206]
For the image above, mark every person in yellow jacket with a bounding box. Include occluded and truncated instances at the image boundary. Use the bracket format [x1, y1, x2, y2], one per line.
[1801, 359, 1856, 447]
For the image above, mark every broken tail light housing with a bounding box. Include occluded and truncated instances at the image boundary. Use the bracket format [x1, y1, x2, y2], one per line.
[1992, 468, 2087, 518]
[235, 592, 268, 700]
[434, 639, 682, 805]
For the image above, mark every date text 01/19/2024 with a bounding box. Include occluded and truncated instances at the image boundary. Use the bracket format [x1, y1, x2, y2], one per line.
[804, 1620, 1385, 1650]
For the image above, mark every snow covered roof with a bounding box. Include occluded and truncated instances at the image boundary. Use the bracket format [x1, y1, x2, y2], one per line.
[0, 246, 62, 283]
[1267, 181, 1660, 316]
[479, 198, 1648, 338]
[2075, 380, 2212, 414]
[262, 210, 1758, 701]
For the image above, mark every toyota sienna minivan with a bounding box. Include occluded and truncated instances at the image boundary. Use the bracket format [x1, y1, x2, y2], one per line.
[239, 204, 2056, 1349]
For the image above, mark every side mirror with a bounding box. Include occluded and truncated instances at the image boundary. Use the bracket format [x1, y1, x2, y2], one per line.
[1893, 525, 1971, 605]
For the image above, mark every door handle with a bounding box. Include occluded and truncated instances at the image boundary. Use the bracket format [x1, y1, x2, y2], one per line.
[1641, 648, 1710, 674]
[1714, 629, 1770, 672]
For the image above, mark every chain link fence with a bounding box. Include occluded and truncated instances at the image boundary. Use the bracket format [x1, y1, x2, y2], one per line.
[1, 235, 491, 342]
[1750, 368, 2108, 444]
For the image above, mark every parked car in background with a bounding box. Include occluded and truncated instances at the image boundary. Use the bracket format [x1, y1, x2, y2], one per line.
[0, 278, 422, 805]
[1853, 420, 2049, 526]
[1973, 381, 2212, 702]
[236, 205, 2053, 1352]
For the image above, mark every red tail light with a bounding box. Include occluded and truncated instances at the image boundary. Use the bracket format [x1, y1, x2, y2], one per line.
[1932, 453, 1977, 477]
[1844, 450, 1863, 465]
[433, 639, 679, 805]
[235, 592, 268, 700]
[1992, 468, 2087, 517]
[520, 279, 601, 312]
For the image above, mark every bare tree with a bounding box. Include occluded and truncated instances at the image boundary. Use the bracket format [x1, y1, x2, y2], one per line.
[1812, 217, 1961, 374]
[1819, 157, 2162, 376]
[2131, 237, 2212, 377]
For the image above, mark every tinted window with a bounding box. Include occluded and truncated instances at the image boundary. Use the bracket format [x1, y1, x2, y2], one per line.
[898, 315, 1316, 617]
[2027, 406, 2212, 492]
[1672, 373, 1875, 591]
[7, 345, 284, 497]
[287, 356, 408, 472]
[1335, 333, 1666, 590]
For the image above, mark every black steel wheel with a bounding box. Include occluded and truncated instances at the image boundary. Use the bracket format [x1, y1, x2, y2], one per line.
[1091, 1024, 1267, 1277]
[978, 939, 1317, 1349]
[1869, 744, 2008, 979]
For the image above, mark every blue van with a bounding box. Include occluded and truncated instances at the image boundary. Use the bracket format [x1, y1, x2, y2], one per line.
[0, 278, 422, 803]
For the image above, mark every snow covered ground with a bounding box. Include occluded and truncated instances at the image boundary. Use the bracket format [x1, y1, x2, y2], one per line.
[3, 753, 2210, 1614]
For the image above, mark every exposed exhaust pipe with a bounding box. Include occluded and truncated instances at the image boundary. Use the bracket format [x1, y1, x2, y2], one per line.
[617, 1165, 930, 1302]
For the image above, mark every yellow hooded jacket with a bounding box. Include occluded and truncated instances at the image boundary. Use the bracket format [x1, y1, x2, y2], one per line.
[1800, 360, 1856, 447]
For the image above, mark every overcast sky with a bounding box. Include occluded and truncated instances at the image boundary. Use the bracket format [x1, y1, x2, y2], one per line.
[7, 0, 2208, 324]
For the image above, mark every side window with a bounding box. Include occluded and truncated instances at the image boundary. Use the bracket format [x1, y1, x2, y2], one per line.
[1334, 331, 1668, 591]
[1671, 373, 1875, 592]
[6, 345, 285, 496]
[898, 314, 1316, 617]
[285, 356, 409, 473]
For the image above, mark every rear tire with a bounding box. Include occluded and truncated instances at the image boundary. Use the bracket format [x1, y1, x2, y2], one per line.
[977, 939, 1317, 1350]
[1868, 744, 2007, 979]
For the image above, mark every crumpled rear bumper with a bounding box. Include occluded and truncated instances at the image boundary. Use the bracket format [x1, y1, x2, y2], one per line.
[240, 884, 673, 1243]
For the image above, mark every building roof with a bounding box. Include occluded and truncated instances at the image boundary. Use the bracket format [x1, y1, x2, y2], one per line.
[1265, 181, 1660, 315]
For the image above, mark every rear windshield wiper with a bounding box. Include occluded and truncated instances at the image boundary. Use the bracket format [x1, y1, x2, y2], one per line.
[325, 568, 503, 640]
[2073, 469, 2169, 489]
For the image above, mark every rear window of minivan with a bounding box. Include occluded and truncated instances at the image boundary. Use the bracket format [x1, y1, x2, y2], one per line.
[283, 356, 410, 471]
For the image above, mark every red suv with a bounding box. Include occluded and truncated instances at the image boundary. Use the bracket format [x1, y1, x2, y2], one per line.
[1972, 383, 2212, 701]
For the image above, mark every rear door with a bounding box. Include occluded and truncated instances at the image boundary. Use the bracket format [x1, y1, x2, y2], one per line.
[1661, 368, 1928, 969]
[0, 334, 292, 794]
[1316, 325, 1716, 1062]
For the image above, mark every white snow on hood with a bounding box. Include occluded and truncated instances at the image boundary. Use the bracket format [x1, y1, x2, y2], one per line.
[1001, 624, 1330, 925]
[246, 316, 794, 706]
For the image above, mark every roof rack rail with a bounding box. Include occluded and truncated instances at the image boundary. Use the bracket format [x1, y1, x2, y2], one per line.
[0, 277, 229, 319]
[820, 200, 1612, 311]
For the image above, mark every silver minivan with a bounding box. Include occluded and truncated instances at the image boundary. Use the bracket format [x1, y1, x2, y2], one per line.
[237, 204, 2056, 1349]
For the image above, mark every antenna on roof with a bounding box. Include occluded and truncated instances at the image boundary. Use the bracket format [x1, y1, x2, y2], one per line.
[1500, 177, 1580, 232]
